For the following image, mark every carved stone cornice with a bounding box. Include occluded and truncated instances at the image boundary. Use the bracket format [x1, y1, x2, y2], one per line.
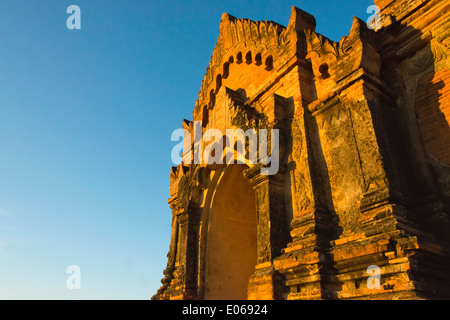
[243, 164, 286, 187]
[309, 95, 341, 117]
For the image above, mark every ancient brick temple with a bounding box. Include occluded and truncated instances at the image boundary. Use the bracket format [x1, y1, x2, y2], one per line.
[153, 0, 450, 300]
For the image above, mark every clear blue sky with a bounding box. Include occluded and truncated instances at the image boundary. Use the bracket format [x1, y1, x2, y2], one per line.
[0, 0, 374, 300]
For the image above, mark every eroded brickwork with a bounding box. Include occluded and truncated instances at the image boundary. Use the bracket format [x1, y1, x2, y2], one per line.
[154, 0, 450, 300]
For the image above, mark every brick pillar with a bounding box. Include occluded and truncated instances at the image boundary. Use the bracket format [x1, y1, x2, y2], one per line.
[273, 103, 342, 300]
[175, 204, 201, 300]
[152, 198, 179, 300]
[244, 166, 289, 300]
[312, 91, 424, 299]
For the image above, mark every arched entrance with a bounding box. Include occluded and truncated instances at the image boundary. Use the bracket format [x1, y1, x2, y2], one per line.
[204, 164, 258, 300]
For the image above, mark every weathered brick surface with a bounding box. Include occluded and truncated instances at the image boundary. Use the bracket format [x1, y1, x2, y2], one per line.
[153, 0, 450, 300]
[415, 69, 450, 165]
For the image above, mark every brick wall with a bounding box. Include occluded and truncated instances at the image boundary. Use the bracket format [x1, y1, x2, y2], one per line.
[415, 69, 450, 165]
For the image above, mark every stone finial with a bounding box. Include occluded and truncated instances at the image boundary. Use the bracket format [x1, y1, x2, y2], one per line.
[219, 12, 236, 37]
[347, 16, 371, 40]
[287, 6, 316, 32]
